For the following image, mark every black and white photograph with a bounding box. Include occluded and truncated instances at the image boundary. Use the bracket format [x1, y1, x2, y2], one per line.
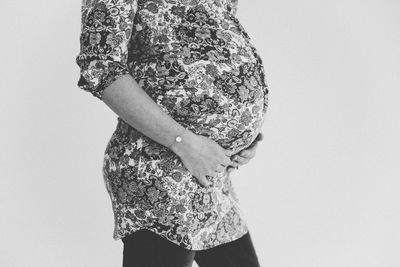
[1, 0, 399, 266]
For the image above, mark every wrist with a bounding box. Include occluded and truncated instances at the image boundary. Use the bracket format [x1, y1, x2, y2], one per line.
[169, 128, 197, 157]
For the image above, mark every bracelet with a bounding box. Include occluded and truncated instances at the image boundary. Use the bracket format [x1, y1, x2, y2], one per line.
[167, 128, 186, 149]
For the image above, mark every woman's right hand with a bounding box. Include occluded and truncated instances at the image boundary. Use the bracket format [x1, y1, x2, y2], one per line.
[170, 130, 233, 187]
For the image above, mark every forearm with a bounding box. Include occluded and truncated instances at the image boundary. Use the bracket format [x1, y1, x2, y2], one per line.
[101, 74, 192, 152]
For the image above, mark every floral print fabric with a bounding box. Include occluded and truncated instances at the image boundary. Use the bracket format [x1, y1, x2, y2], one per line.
[76, 0, 269, 250]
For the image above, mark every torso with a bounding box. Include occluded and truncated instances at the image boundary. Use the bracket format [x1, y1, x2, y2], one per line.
[101, 0, 269, 250]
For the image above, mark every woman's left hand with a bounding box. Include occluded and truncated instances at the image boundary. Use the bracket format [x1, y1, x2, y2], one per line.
[226, 132, 264, 174]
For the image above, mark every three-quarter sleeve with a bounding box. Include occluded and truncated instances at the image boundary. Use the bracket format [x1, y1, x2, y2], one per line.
[75, 0, 137, 100]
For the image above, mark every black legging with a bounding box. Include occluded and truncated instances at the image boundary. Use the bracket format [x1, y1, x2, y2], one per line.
[122, 229, 261, 267]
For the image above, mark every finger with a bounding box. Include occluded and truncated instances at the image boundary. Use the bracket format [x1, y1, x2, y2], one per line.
[240, 136, 262, 157]
[196, 175, 211, 187]
[239, 145, 257, 158]
[226, 166, 235, 174]
[214, 164, 225, 173]
[228, 161, 240, 168]
[227, 164, 239, 172]
[233, 155, 250, 165]
[221, 155, 233, 167]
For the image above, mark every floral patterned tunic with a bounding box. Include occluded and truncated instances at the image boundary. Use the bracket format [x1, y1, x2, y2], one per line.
[76, 0, 269, 250]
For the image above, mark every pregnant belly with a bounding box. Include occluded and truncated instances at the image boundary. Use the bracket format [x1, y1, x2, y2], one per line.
[134, 60, 267, 154]
[132, 33, 269, 153]
[182, 97, 266, 155]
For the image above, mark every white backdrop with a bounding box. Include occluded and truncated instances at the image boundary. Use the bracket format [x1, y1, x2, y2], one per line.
[1, 0, 399, 266]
